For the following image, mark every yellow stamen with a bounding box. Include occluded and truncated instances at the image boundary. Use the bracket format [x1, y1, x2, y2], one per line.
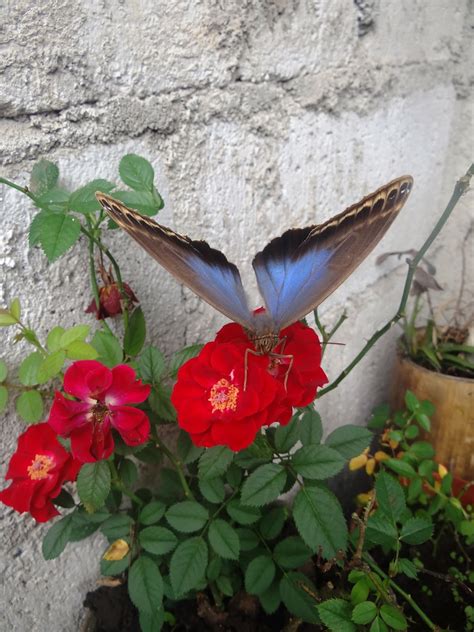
[27, 454, 54, 480]
[209, 378, 239, 413]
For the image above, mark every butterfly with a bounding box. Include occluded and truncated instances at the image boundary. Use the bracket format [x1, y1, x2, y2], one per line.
[96, 176, 413, 353]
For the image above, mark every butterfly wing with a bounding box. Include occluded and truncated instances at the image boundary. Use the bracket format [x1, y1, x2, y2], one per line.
[252, 176, 413, 331]
[96, 193, 253, 328]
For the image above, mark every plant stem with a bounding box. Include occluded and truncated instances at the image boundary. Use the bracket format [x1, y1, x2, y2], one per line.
[318, 163, 474, 397]
[151, 429, 194, 499]
[363, 552, 437, 630]
[109, 459, 144, 506]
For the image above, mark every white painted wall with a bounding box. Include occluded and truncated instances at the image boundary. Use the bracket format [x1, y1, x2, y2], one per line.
[0, 1, 472, 629]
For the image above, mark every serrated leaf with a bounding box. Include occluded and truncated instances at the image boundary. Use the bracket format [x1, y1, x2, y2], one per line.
[385, 458, 417, 478]
[259, 583, 281, 614]
[366, 513, 398, 548]
[292, 445, 345, 480]
[91, 330, 123, 367]
[245, 555, 275, 595]
[293, 484, 347, 558]
[274, 417, 300, 452]
[149, 383, 176, 421]
[112, 189, 161, 216]
[101, 514, 134, 540]
[30, 159, 59, 195]
[65, 341, 98, 360]
[77, 462, 111, 511]
[33, 212, 82, 261]
[199, 477, 225, 504]
[318, 598, 356, 631]
[124, 307, 146, 356]
[241, 463, 287, 506]
[139, 501, 166, 525]
[128, 556, 163, 614]
[325, 425, 372, 459]
[18, 352, 43, 385]
[169, 344, 204, 376]
[16, 390, 43, 423]
[397, 557, 418, 579]
[42, 514, 73, 560]
[59, 324, 90, 347]
[370, 615, 389, 632]
[119, 154, 155, 191]
[352, 601, 377, 624]
[208, 519, 240, 560]
[138, 346, 166, 384]
[36, 349, 66, 383]
[375, 471, 406, 524]
[216, 574, 234, 597]
[33, 188, 70, 213]
[199, 446, 234, 480]
[69, 179, 115, 214]
[46, 326, 66, 352]
[226, 499, 261, 525]
[273, 536, 311, 569]
[100, 555, 130, 577]
[139, 607, 164, 632]
[237, 528, 259, 551]
[280, 572, 320, 624]
[259, 505, 286, 540]
[166, 501, 208, 533]
[400, 517, 433, 544]
[177, 430, 203, 464]
[0, 385, 8, 412]
[380, 605, 407, 630]
[299, 408, 323, 445]
[170, 537, 208, 596]
[139, 526, 177, 555]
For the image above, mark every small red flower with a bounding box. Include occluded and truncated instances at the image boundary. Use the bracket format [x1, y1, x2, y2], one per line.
[215, 320, 328, 406]
[0, 423, 80, 522]
[171, 341, 292, 451]
[86, 282, 138, 320]
[48, 360, 151, 463]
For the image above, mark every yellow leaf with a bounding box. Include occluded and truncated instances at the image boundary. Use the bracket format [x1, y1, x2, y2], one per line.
[374, 450, 389, 462]
[349, 453, 368, 471]
[103, 538, 130, 561]
[365, 458, 376, 476]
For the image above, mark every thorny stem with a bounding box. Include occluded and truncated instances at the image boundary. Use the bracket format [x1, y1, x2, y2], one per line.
[318, 163, 474, 397]
[351, 491, 376, 566]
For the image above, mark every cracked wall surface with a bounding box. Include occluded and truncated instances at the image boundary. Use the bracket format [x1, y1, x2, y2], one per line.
[0, 1, 473, 629]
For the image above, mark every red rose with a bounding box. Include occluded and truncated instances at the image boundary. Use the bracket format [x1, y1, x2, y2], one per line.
[0, 423, 80, 522]
[171, 341, 292, 451]
[215, 320, 328, 406]
[48, 360, 151, 463]
[86, 282, 138, 320]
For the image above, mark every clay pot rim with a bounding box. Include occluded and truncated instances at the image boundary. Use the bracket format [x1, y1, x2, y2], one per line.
[396, 347, 474, 385]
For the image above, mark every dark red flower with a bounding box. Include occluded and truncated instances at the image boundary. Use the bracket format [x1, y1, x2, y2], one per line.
[86, 282, 138, 320]
[0, 423, 80, 522]
[215, 320, 328, 406]
[48, 360, 151, 463]
[171, 341, 292, 451]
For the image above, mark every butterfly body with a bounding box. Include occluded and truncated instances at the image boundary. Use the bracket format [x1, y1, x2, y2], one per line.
[96, 175, 413, 344]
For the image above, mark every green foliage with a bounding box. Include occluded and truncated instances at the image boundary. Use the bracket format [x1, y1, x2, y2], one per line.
[77, 462, 111, 512]
[124, 307, 146, 356]
[170, 537, 208, 596]
[280, 572, 320, 624]
[318, 599, 356, 632]
[325, 424, 372, 459]
[15, 390, 43, 423]
[139, 527, 177, 555]
[198, 446, 234, 480]
[42, 514, 74, 560]
[292, 444, 345, 480]
[240, 463, 287, 506]
[128, 556, 163, 614]
[92, 331, 123, 366]
[165, 501, 208, 533]
[208, 519, 240, 560]
[245, 555, 275, 595]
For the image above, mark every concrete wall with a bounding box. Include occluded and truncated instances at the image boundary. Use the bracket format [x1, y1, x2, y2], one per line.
[1, 1, 472, 629]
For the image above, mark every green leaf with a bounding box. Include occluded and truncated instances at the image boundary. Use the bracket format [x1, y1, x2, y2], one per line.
[0, 360, 7, 382]
[385, 458, 417, 478]
[118, 458, 138, 488]
[119, 154, 155, 191]
[409, 441, 435, 460]
[77, 462, 111, 511]
[245, 555, 275, 595]
[259, 583, 281, 614]
[139, 608, 164, 632]
[199, 477, 225, 504]
[16, 390, 43, 423]
[299, 408, 323, 445]
[237, 528, 259, 551]
[65, 340, 98, 360]
[36, 350, 66, 383]
[0, 385, 8, 412]
[226, 499, 261, 525]
[325, 425, 372, 459]
[400, 517, 433, 544]
[375, 471, 406, 524]
[138, 346, 166, 384]
[32, 212, 82, 261]
[69, 179, 115, 214]
[177, 431, 203, 464]
[34, 187, 70, 213]
[293, 484, 347, 557]
[169, 344, 204, 376]
[397, 558, 418, 579]
[259, 505, 286, 540]
[53, 489, 76, 509]
[69, 511, 102, 541]
[170, 537, 208, 596]
[112, 190, 162, 216]
[366, 513, 398, 548]
[139, 526, 178, 555]
[273, 536, 311, 569]
[139, 501, 166, 525]
[199, 446, 234, 480]
[292, 445, 345, 480]
[404, 424, 419, 439]
[166, 501, 208, 533]
[128, 556, 163, 614]
[18, 352, 43, 385]
[351, 579, 370, 605]
[318, 598, 356, 632]
[100, 556, 131, 577]
[370, 615, 389, 632]
[274, 417, 300, 453]
[42, 514, 73, 560]
[149, 384, 176, 421]
[415, 411, 431, 432]
[91, 330, 123, 367]
[280, 572, 320, 624]
[46, 326, 66, 352]
[59, 324, 90, 347]
[380, 605, 407, 630]
[216, 574, 234, 597]
[101, 514, 134, 540]
[30, 159, 59, 195]
[241, 463, 287, 506]
[0, 309, 17, 326]
[124, 307, 146, 356]
[352, 601, 377, 624]
[9, 298, 21, 321]
[208, 519, 240, 560]
[404, 390, 419, 412]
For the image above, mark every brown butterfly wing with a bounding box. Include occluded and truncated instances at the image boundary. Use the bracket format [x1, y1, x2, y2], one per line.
[96, 193, 253, 328]
[252, 176, 414, 331]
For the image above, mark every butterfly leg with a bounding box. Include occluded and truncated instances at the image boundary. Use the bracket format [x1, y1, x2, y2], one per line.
[269, 352, 294, 391]
[243, 347, 263, 391]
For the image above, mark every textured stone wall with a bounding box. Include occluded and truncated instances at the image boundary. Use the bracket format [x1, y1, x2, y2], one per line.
[1, 1, 472, 629]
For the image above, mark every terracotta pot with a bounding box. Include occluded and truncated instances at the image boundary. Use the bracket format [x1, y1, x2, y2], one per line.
[391, 351, 474, 480]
